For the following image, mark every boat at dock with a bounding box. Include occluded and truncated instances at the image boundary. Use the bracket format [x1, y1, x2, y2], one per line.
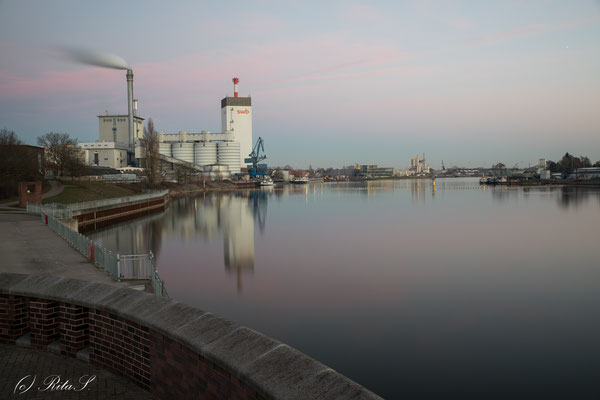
[292, 177, 309, 184]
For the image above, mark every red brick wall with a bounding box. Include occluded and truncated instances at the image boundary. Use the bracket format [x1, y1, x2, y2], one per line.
[89, 309, 152, 390]
[59, 303, 88, 356]
[0, 295, 265, 399]
[18, 181, 42, 208]
[0, 294, 28, 343]
[28, 299, 59, 349]
[150, 330, 265, 399]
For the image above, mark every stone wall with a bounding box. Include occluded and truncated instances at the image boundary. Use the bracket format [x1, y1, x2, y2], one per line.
[0, 273, 381, 400]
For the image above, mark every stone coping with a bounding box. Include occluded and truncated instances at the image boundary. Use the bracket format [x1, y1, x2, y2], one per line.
[0, 273, 381, 399]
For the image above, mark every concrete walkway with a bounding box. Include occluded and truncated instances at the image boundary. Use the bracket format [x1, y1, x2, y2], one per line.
[0, 181, 64, 208]
[0, 344, 155, 399]
[0, 213, 135, 287]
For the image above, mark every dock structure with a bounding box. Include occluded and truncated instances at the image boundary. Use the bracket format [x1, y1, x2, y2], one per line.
[27, 190, 168, 232]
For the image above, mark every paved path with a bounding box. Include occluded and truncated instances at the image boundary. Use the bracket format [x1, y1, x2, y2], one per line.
[0, 344, 155, 399]
[0, 181, 64, 208]
[0, 213, 135, 287]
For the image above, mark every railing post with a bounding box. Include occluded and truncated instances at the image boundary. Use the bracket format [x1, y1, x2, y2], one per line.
[116, 254, 121, 281]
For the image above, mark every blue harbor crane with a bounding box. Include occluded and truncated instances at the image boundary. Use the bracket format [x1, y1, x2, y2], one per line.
[245, 137, 268, 178]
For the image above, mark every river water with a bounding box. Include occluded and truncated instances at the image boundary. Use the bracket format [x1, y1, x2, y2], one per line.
[88, 178, 600, 398]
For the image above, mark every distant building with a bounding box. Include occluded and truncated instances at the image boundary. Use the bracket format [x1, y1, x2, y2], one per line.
[410, 154, 430, 175]
[79, 141, 129, 169]
[78, 110, 144, 168]
[0, 144, 44, 198]
[575, 167, 600, 180]
[355, 165, 394, 178]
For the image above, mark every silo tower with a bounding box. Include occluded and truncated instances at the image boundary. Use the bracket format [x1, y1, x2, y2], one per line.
[221, 77, 252, 166]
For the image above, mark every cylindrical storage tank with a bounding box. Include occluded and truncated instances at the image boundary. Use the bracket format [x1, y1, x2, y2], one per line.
[159, 143, 172, 157]
[202, 164, 231, 180]
[194, 142, 217, 166]
[217, 141, 241, 174]
[171, 142, 194, 163]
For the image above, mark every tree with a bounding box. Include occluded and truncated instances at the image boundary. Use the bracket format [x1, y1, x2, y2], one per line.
[141, 118, 162, 186]
[546, 160, 558, 172]
[492, 162, 506, 176]
[557, 153, 591, 176]
[0, 128, 22, 146]
[594, 161, 600, 167]
[36, 132, 85, 177]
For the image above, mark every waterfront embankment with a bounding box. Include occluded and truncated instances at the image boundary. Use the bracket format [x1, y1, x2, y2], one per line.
[0, 213, 139, 288]
[0, 273, 382, 399]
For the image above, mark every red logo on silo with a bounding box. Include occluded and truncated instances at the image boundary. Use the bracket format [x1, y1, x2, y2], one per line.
[237, 109, 250, 114]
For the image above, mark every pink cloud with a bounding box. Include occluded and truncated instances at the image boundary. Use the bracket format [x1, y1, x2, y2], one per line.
[469, 13, 600, 46]
[0, 67, 122, 99]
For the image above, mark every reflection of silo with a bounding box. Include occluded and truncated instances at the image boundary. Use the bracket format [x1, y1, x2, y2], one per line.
[194, 142, 217, 167]
[217, 142, 241, 174]
[194, 198, 219, 238]
[172, 142, 194, 163]
[159, 143, 172, 157]
[220, 195, 254, 272]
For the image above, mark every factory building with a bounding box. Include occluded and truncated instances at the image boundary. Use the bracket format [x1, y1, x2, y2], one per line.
[410, 154, 430, 175]
[79, 69, 144, 169]
[79, 71, 251, 176]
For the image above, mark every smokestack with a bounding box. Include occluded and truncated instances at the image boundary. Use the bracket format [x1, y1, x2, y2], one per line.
[232, 77, 239, 98]
[133, 99, 138, 116]
[127, 69, 134, 149]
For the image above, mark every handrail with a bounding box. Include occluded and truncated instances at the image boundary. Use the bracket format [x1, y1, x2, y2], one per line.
[44, 215, 168, 298]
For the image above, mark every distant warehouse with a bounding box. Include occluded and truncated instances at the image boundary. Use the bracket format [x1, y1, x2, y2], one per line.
[575, 167, 600, 180]
[355, 165, 394, 178]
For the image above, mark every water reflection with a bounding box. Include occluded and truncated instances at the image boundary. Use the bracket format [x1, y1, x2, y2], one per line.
[85, 179, 600, 398]
[88, 190, 271, 291]
[486, 185, 600, 209]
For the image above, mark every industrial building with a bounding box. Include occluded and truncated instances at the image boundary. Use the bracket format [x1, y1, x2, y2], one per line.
[355, 165, 394, 178]
[410, 154, 430, 175]
[150, 78, 252, 174]
[79, 74, 252, 176]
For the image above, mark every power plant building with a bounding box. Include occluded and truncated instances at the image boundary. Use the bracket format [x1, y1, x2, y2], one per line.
[80, 75, 252, 175]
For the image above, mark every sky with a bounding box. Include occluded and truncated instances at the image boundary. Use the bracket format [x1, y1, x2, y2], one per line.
[1, 0, 599, 169]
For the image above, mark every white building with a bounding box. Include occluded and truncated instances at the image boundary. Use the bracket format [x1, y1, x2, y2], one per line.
[221, 95, 252, 166]
[79, 141, 129, 169]
[79, 100, 145, 169]
[410, 154, 430, 175]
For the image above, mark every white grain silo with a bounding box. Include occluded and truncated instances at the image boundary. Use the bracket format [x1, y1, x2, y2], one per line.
[172, 142, 194, 163]
[217, 141, 241, 174]
[159, 143, 172, 157]
[194, 141, 217, 167]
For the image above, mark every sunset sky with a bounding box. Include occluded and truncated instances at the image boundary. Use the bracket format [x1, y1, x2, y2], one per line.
[1, 0, 599, 168]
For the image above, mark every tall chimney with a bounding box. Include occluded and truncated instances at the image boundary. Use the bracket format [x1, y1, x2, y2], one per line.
[232, 77, 239, 98]
[126, 69, 134, 149]
[133, 99, 138, 116]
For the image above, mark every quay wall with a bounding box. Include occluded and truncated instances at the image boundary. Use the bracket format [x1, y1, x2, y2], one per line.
[0, 273, 381, 400]
[75, 197, 166, 232]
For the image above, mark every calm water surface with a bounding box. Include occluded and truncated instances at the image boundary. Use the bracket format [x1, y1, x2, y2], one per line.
[88, 178, 600, 398]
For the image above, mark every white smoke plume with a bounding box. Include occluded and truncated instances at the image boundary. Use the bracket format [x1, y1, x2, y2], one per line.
[57, 47, 129, 70]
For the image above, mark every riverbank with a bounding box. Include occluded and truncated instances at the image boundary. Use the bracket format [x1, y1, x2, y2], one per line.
[0, 213, 142, 288]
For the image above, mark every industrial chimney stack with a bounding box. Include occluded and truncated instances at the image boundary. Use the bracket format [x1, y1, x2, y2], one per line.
[126, 69, 134, 150]
[233, 77, 239, 98]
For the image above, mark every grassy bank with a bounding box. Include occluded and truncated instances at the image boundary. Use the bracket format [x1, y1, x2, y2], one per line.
[43, 181, 137, 204]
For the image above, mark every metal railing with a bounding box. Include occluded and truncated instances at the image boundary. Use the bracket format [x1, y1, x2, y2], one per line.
[63, 190, 169, 213]
[27, 203, 73, 219]
[44, 215, 168, 298]
[26, 190, 168, 217]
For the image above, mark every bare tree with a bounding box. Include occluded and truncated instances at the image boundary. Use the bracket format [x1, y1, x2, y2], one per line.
[141, 118, 162, 186]
[0, 128, 22, 146]
[36, 132, 85, 177]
